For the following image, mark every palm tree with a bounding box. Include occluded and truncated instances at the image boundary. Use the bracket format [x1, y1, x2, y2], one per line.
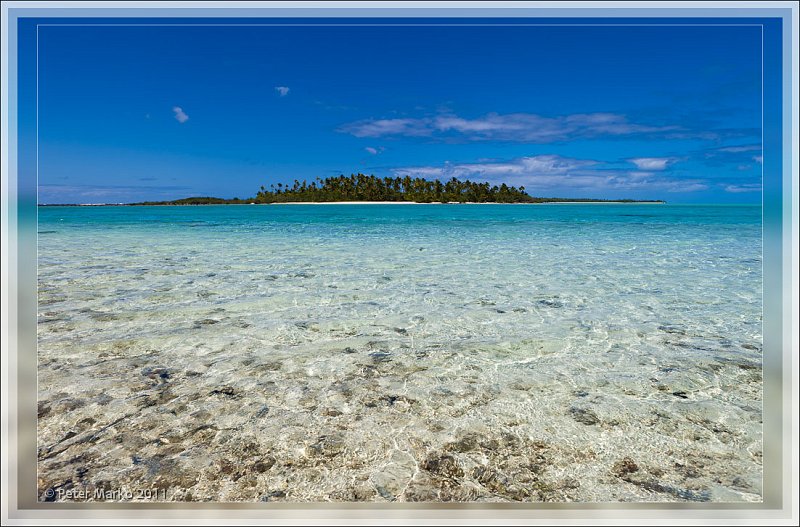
[252, 174, 536, 203]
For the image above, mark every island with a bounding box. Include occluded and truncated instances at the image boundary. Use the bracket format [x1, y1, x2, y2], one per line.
[115, 174, 664, 206]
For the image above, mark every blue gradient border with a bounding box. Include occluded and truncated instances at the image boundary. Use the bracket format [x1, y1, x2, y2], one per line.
[3, 3, 797, 524]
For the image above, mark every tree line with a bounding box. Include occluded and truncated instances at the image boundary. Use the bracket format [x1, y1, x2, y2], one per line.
[254, 174, 535, 203]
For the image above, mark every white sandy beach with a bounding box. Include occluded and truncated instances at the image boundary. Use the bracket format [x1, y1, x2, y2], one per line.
[266, 201, 664, 205]
[268, 201, 423, 205]
[537, 201, 665, 205]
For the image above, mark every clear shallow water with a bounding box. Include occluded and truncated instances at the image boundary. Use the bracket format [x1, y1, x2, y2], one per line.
[36, 204, 763, 502]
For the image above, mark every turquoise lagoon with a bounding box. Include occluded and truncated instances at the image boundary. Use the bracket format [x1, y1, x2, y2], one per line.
[36, 203, 763, 502]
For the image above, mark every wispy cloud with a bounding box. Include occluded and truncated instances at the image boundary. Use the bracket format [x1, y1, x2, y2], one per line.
[346, 118, 429, 138]
[274, 86, 290, 97]
[717, 144, 761, 153]
[724, 183, 762, 193]
[172, 106, 189, 124]
[38, 184, 191, 204]
[698, 143, 763, 172]
[365, 146, 386, 155]
[628, 157, 678, 171]
[340, 111, 682, 143]
[393, 154, 707, 193]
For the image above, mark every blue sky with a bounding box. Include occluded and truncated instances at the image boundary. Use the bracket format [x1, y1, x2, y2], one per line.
[31, 22, 766, 203]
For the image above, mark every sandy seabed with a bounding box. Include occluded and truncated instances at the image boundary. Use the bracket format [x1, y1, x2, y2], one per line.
[36, 204, 762, 503]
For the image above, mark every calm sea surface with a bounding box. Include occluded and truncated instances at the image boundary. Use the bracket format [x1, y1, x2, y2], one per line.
[37, 204, 763, 502]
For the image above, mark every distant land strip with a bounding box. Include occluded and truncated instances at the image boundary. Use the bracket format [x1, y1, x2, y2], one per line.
[40, 174, 666, 206]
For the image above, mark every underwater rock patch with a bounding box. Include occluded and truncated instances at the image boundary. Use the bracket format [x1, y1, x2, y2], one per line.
[368, 351, 393, 363]
[445, 434, 481, 453]
[536, 299, 563, 308]
[568, 406, 600, 426]
[471, 466, 531, 501]
[252, 456, 276, 473]
[38, 401, 52, 419]
[611, 457, 639, 478]
[141, 366, 171, 383]
[421, 453, 464, 480]
[209, 386, 237, 397]
[658, 325, 687, 335]
[307, 434, 346, 458]
[259, 489, 287, 501]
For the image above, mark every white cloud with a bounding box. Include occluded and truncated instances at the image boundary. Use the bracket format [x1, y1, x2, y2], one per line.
[172, 106, 189, 123]
[274, 86, 290, 97]
[365, 146, 385, 155]
[392, 154, 706, 194]
[628, 157, 677, 171]
[344, 118, 429, 138]
[667, 183, 708, 193]
[725, 184, 762, 193]
[717, 144, 761, 153]
[395, 155, 597, 180]
[752, 155, 763, 163]
[340, 111, 681, 143]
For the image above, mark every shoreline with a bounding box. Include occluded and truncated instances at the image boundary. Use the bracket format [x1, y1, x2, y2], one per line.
[271, 201, 667, 205]
[535, 201, 665, 205]
[38, 200, 667, 207]
[270, 201, 424, 205]
[268, 201, 666, 205]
